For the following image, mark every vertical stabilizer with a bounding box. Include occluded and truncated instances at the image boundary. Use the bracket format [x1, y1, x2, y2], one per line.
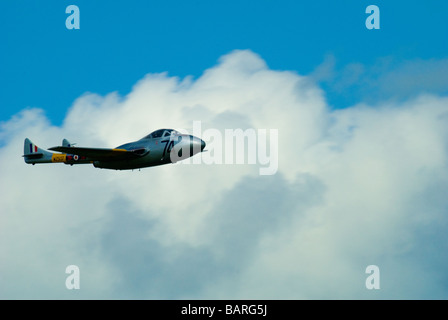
[62, 139, 74, 147]
[23, 138, 55, 164]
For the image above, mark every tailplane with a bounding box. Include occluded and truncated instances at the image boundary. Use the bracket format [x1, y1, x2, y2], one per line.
[23, 138, 54, 164]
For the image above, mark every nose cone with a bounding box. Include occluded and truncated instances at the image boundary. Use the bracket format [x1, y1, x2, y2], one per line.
[201, 139, 206, 151]
[189, 136, 206, 156]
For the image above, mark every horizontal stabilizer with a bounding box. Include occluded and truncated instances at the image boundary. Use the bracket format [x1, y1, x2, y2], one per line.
[23, 152, 44, 160]
[23, 138, 54, 164]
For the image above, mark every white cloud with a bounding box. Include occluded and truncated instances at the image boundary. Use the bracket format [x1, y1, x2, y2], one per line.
[312, 56, 448, 107]
[1, 50, 448, 299]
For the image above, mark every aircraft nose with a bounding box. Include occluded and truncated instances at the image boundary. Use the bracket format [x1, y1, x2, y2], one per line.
[201, 139, 206, 151]
[189, 136, 205, 155]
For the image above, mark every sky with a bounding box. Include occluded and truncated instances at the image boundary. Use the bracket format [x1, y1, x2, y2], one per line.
[1, 0, 448, 299]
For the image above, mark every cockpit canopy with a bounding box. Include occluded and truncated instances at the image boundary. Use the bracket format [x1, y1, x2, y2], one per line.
[141, 129, 180, 140]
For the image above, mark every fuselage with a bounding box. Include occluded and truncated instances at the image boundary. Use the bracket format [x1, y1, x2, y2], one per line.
[23, 129, 206, 170]
[94, 130, 205, 170]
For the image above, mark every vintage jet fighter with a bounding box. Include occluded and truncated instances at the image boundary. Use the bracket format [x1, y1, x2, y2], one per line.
[23, 129, 206, 170]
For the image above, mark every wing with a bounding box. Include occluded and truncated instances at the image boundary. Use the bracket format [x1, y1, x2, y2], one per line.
[48, 146, 141, 161]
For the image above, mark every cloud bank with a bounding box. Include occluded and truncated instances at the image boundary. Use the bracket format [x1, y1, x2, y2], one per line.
[1, 50, 448, 299]
[312, 55, 448, 109]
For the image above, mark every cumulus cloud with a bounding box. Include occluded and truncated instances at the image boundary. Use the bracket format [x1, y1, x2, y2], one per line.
[1, 50, 448, 299]
[312, 55, 448, 109]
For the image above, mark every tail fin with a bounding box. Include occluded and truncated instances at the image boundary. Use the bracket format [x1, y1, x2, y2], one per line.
[62, 139, 75, 147]
[23, 138, 54, 164]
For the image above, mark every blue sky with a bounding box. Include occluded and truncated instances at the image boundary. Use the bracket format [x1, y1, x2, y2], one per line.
[1, 0, 447, 125]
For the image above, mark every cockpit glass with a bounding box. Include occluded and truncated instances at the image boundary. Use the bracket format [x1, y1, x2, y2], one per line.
[142, 129, 179, 140]
[151, 129, 165, 138]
